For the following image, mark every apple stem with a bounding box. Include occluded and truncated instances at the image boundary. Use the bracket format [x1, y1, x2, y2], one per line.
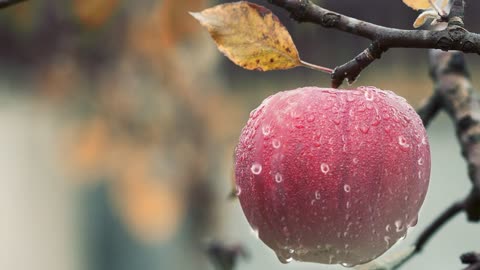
[300, 60, 334, 74]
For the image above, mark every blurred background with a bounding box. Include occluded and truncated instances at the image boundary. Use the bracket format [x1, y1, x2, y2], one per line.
[1, 0, 479, 269]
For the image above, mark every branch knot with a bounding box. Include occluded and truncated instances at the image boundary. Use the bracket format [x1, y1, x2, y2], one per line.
[448, 26, 467, 42]
[437, 36, 453, 51]
[287, 0, 310, 22]
[321, 13, 340, 27]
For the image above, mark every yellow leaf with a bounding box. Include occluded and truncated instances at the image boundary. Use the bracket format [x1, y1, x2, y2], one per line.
[190, 1, 301, 71]
[403, 0, 431, 10]
[413, 10, 439, 28]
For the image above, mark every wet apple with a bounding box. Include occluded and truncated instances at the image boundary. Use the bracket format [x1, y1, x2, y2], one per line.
[234, 86, 430, 266]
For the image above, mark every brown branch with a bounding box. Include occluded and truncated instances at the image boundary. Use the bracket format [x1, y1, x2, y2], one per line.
[462, 252, 480, 270]
[331, 42, 386, 88]
[394, 49, 480, 269]
[267, 0, 477, 87]
[461, 252, 480, 264]
[206, 242, 248, 270]
[414, 200, 465, 253]
[464, 262, 480, 270]
[428, 49, 480, 220]
[417, 92, 442, 128]
[391, 201, 464, 269]
[0, 0, 27, 9]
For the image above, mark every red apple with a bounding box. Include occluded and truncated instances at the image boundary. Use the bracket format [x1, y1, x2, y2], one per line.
[234, 86, 430, 266]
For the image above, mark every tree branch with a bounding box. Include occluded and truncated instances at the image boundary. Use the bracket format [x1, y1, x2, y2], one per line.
[428, 49, 480, 221]
[0, 0, 27, 9]
[206, 241, 248, 270]
[417, 92, 442, 128]
[462, 252, 480, 270]
[393, 48, 480, 269]
[414, 200, 465, 253]
[391, 201, 464, 269]
[267, 0, 477, 87]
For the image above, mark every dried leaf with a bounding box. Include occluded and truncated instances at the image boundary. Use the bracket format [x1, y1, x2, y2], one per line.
[190, 1, 301, 71]
[402, 0, 431, 10]
[403, 0, 449, 11]
[413, 10, 439, 28]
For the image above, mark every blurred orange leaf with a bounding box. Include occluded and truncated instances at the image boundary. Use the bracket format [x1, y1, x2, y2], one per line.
[69, 118, 110, 174]
[190, 1, 301, 71]
[73, 0, 119, 27]
[113, 154, 185, 242]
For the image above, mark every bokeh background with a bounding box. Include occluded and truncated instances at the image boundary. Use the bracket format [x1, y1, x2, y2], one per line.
[1, 0, 479, 270]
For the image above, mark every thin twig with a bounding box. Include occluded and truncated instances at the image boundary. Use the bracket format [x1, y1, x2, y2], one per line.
[0, 0, 27, 9]
[417, 92, 442, 128]
[464, 262, 480, 270]
[391, 201, 464, 269]
[267, 0, 475, 87]
[206, 242, 248, 270]
[461, 252, 480, 264]
[414, 201, 465, 253]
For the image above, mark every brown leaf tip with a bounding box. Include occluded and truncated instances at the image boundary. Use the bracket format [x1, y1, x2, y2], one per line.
[248, 2, 270, 18]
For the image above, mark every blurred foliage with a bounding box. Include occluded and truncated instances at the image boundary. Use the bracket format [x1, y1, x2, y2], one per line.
[0, 0, 246, 248]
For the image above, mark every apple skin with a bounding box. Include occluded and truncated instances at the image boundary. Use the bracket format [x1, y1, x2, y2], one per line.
[234, 86, 430, 266]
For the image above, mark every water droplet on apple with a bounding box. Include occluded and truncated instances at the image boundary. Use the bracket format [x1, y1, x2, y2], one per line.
[329, 255, 335, 264]
[372, 115, 381, 126]
[290, 110, 300, 119]
[347, 93, 355, 102]
[251, 163, 262, 175]
[262, 125, 271, 136]
[398, 136, 410, 148]
[360, 125, 370, 134]
[364, 89, 374, 101]
[384, 236, 391, 247]
[321, 163, 330, 174]
[275, 172, 283, 183]
[277, 254, 293, 264]
[409, 217, 419, 227]
[272, 139, 281, 149]
[341, 262, 355, 267]
[395, 220, 404, 232]
[251, 227, 259, 238]
[422, 136, 428, 145]
[418, 157, 424, 165]
[295, 123, 305, 129]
